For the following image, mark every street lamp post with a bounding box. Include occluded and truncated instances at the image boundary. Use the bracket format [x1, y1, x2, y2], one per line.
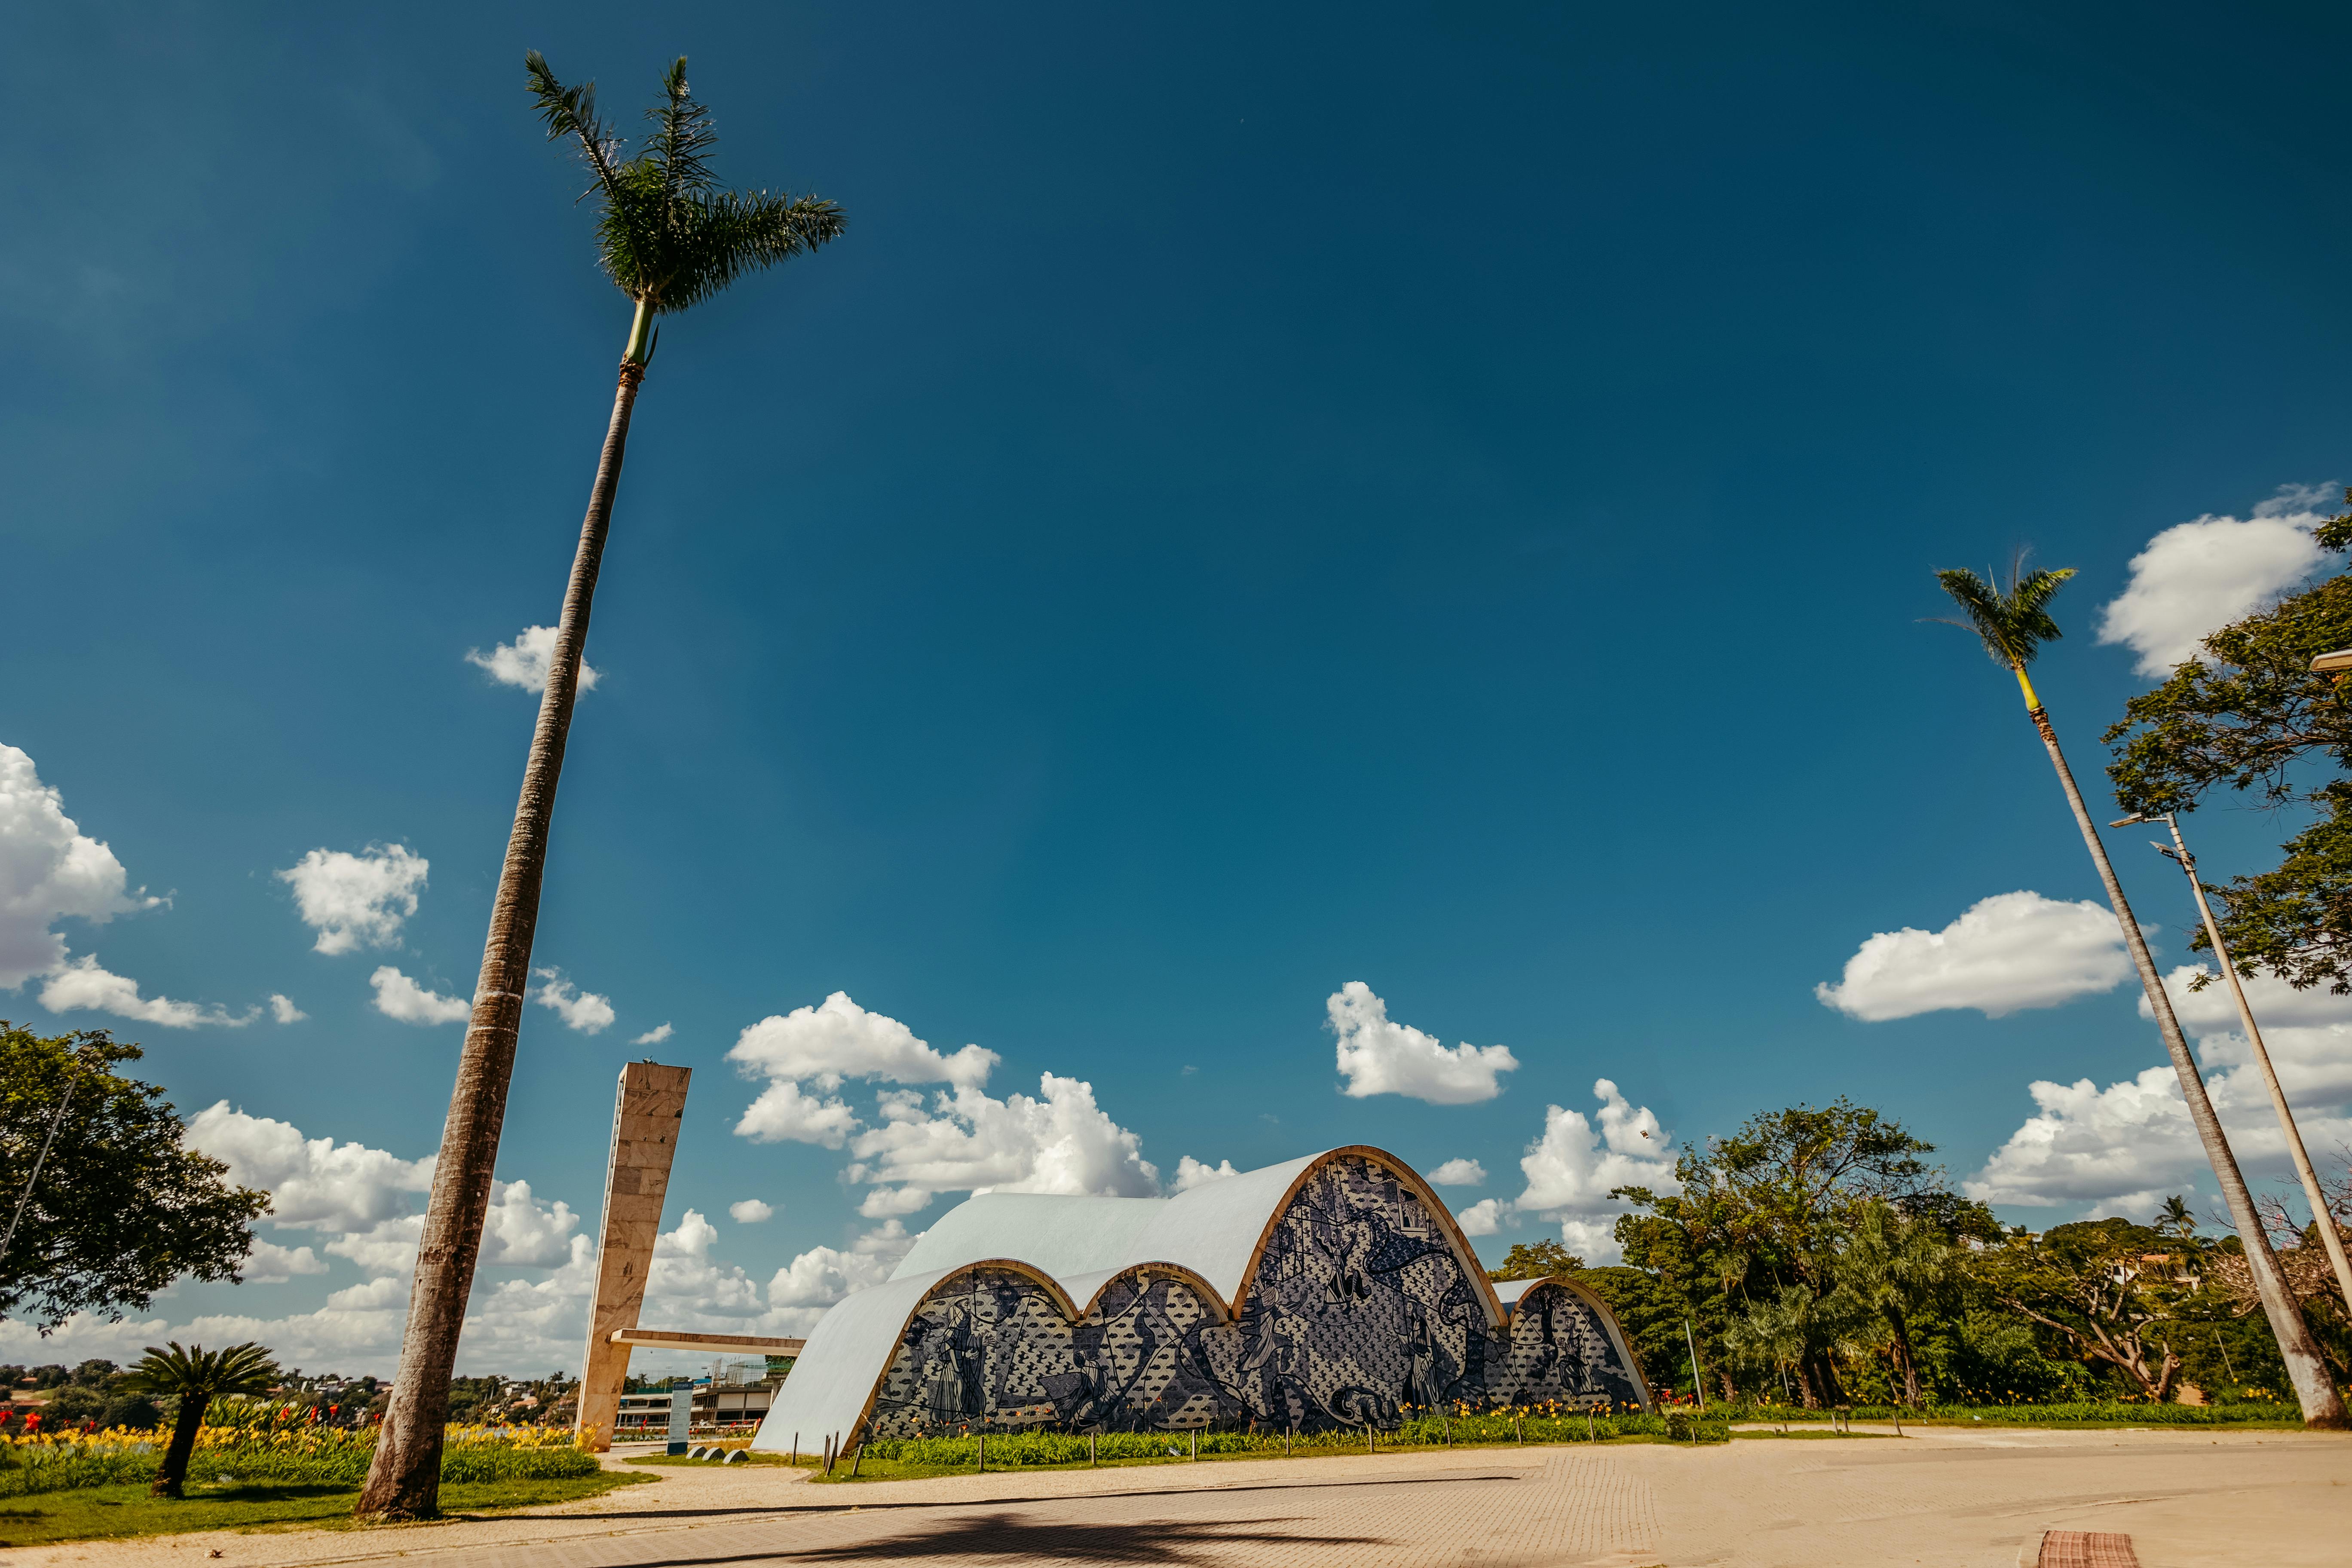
[2114, 808, 2352, 1318]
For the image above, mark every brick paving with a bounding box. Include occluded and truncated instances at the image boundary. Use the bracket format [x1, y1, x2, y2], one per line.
[17, 1427, 2348, 1568]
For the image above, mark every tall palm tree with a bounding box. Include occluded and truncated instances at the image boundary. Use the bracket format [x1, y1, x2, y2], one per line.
[356, 55, 845, 1519]
[123, 1341, 278, 1498]
[1935, 560, 2347, 1429]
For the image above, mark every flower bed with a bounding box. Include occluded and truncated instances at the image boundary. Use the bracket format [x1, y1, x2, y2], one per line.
[0, 1423, 594, 1498]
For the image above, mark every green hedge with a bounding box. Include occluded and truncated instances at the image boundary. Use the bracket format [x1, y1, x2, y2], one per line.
[1717, 1400, 2302, 1427]
[856, 1411, 1726, 1467]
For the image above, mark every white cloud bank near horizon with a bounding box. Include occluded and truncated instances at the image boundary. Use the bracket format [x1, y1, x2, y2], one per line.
[1816, 891, 2134, 1021]
[1968, 965, 2352, 1217]
[2095, 484, 2337, 677]
[0, 1103, 916, 1377]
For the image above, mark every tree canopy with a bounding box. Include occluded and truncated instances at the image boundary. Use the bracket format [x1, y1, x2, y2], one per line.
[1486, 1240, 1586, 1281]
[0, 1025, 267, 1329]
[2106, 497, 2352, 991]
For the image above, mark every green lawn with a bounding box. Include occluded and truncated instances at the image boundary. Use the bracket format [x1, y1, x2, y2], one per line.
[626, 1450, 800, 1467]
[0, 1472, 648, 1548]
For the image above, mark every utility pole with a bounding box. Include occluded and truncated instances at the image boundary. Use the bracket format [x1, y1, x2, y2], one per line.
[1683, 1318, 1706, 1409]
[2118, 811, 2352, 1318]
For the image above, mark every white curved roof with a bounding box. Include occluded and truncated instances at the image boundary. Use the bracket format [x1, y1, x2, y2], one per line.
[891, 1194, 1164, 1285]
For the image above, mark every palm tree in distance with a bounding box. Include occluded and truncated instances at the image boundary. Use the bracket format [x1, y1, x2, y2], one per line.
[355, 55, 845, 1520]
[1934, 560, 2347, 1429]
[124, 1341, 278, 1498]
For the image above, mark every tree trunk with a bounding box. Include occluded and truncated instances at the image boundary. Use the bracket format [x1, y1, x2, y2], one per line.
[356, 339, 650, 1519]
[152, 1395, 202, 1498]
[1891, 1321, 1922, 1409]
[2023, 691, 2348, 1430]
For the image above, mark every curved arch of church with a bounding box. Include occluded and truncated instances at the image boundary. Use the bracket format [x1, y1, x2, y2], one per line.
[759, 1147, 1653, 1449]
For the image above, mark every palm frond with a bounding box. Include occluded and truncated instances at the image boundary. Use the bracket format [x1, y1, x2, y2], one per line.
[649, 57, 718, 204]
[530, 52, 845, 318]
[525, 50, 627, 205]
[1931, 555, 2076, 668]
[656, 190, 848, 312]
[123, 1339, 279, 1400]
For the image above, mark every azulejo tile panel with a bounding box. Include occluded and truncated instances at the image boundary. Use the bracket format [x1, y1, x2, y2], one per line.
[862, 1153, 1643, 1439]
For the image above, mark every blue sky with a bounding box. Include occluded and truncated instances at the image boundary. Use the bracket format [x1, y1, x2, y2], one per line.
[6, 1, 2352, 1375]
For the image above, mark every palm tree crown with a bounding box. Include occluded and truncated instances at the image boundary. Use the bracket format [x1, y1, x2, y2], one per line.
[525, 52, 845, 332]
[1934, 559, 2077, 676]
[125, 1339, 278, 1402]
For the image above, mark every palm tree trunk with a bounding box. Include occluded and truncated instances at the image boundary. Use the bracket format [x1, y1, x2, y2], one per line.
[356, 328, 651, 1518]
[151, 1395, 203, 1498]
[1892, 1323, 1921, 1408]
[2019, 680, 2347, 1429]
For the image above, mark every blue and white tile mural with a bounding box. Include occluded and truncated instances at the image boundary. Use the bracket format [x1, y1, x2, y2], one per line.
[861, 1154, 1644, 1437]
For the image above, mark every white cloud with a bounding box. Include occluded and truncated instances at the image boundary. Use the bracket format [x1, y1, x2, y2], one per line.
[0, 743, 210, 1026]
[729, 1198, 775, 1224]
[19, 1105, 604, 1377]
[1326, 982, 1519, 1104]
[633, 1022, 674, 1045]
[1455, 1197, 1505, 1236]
[733, 1079, 861, 1148]
[187, 1101, 433, 1237]
[276, 845, 428, 956]
[727, 992, 998, 1093]
[370, 965, 471, 1025]
[0, 744, 160, 989]
[845, 1074, 1159, 1215]
[2096, 485, 2335, 677]
[1969, 964, 2352, 1216]
[1514, 1082, 1676, 1216]
[531, 968, 615, 1034]
[1428, 1157, 1487, 1187]
[1173, 1155, 1240, 1192]
[764, 1222, 915, 1326]
[1816, 891, 2133, 1021]
[39, 953, 254, 1029]
[466, 625, 600, 695]
[1450, 1082, 1678, 1263]
[241, 1238, 329, 1283]
[269, 993, 306, 1024]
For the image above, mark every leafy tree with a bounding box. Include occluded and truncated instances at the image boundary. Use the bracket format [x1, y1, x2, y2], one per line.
[1974, 1219, 2189, 1400]
[1487, 1240, 1586, 1280]
[125, 1341, 279, 1498]
[1614, 1100, 1963, 1406]
[1823, 1203, 1957, 1406]
[0, 1025, 267, 1329]
[360, 53, 845, 1523]
[2104, 529, 2352, 992]
[1934, 560, 2348, 1428]
[42, 1384, 106, 1426]
[1568, 1264, 1716, 1401]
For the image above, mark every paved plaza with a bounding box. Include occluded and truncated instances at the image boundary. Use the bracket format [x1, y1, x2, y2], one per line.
[22, 1427, 2349, 1568]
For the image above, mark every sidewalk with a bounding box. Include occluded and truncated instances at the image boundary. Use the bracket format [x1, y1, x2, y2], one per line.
[14, 1425, 2348, 1568]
